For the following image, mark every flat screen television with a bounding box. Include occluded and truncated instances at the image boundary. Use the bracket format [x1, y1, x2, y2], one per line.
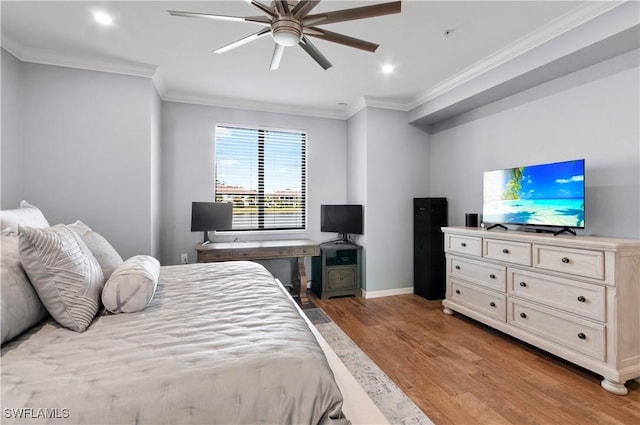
[321, 204, 363, 243]
[191, 202, 233, 244]
[482, 159, 585, 233]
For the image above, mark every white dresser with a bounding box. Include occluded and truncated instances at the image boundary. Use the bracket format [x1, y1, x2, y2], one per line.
[441, 226, 640, 395]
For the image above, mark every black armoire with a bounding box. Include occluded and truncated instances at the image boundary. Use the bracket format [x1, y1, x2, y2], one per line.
[413, 198, 447, 300]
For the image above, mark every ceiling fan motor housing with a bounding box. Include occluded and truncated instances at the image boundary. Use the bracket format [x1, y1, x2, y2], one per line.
[272, 18, 302, 46]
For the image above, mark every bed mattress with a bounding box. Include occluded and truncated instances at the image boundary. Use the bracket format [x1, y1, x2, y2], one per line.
[1, 261, 348, 424]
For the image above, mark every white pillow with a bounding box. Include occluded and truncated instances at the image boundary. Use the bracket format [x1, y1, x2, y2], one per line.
[1, 232, 49, 344]
[19, 225, 104, 332]
[68, 220, 123, 280]
[0, 201, 50, 233]
[102, 255, 160, 314]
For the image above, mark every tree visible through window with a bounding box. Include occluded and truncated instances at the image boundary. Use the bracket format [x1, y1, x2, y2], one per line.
[214, 125, 306, 231]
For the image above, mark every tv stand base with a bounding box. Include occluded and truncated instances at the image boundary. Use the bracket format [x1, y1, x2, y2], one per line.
[486, 223, 507, 231]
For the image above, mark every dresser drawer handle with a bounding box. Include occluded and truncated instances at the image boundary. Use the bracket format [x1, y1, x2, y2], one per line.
[561, 257, 570, 264]
[519, 281, 527, 287]
[461, 242, 467, 247]
[489, 302, 496, 307]
[577, 296, 586, 302]
[455, 265, 461, 270]
[502, 248, 509, 254]
[455, 289, 461, 294]
[577, 333, 586, 340]
[489, 274, 496, 279]
[520, 312, 527, 319]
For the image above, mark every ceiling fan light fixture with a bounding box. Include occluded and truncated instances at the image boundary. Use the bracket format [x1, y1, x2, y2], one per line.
[272, 18, 302, 46]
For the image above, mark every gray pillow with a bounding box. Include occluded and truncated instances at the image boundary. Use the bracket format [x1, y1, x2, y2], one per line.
[1, 231, 49, 344]
[19, 225, 105, 332]
[68, 220, 123, 280]
[102, 255, 160, 314]
[0, 200, 50, 233]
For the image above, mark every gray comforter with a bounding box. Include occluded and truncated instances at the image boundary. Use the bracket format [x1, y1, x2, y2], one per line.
[1, 261, 348, 424]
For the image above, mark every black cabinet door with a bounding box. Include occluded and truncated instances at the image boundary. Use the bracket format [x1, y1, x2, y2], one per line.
[414, 198, 447, 300]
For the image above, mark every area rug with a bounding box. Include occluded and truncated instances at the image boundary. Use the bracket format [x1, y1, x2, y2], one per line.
[313, 314, 434, 425]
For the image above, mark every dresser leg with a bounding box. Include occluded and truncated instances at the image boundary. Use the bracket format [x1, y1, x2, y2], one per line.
[443, 307, 454, 315]
[601, 378, 628, 395]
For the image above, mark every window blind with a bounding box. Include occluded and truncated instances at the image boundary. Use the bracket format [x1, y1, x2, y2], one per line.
[214, 125, 306, 231]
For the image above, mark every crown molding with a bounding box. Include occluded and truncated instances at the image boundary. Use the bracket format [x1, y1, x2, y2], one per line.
[162, 92, 347, 120]
[407, 1, 624, 110]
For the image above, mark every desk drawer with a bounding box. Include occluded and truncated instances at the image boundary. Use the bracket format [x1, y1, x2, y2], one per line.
[293, 246, 320, 256]
[534, 244, 604, 280]
[233, 248, 291, 260]
[198, 250, 233, 262]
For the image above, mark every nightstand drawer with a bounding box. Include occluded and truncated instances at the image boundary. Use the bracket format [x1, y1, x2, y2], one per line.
[509, 269, 605, 321]
[449, 256, 506, 292]
[450, 279, 506, 322]
[447, 235, 482, 257]
[327, 267, 357, 290]
[198, 250, 233, 262]
[484, 239, 531, 266]
[534, 244, 604, 280]
[508, 299, 605, 361]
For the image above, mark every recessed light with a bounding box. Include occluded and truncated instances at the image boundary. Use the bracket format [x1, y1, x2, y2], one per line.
[94, 11, 113, 26]
[381, 64, 395, 74]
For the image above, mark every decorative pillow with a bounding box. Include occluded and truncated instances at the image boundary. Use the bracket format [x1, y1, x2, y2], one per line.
[1, 232, 49, 344]
[0, 200, 50, 233]
[68, 220, 123, 280]
[102, 255, 160, 314]
[19, 225, 105, 332]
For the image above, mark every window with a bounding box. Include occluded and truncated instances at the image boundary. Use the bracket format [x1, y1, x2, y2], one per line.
[214, 125, 307, 231]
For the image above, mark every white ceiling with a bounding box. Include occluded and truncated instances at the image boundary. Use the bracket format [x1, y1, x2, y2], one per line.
[3, 0, 615, 118]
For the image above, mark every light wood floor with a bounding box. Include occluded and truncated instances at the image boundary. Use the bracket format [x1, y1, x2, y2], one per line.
[312, 293, 640, 425]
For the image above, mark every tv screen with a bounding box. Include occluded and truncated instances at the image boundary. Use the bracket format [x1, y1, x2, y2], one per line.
[321, 205, 363, 235]
[482, 159, 585, 228]
[191, 202, 233, 231]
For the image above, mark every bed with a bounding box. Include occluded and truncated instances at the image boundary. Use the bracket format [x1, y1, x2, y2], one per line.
[1, 203, 349, 424]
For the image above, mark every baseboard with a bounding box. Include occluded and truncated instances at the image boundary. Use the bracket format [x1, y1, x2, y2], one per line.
[362, 287, 414, 299]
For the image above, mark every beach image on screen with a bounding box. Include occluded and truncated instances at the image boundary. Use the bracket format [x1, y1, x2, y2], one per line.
[482, 160, 585, 227]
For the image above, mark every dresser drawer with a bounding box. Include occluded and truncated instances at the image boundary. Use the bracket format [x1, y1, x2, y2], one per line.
[450, 280, 506, 322]
[484, 239, 531, 266]
[449, 256, 506, 292]
[534, 244, 604, 280]
[508, 269, 605, 321]
[198, 250, 233, 262]
[447, 235, 482, 257]
[327, 267, 357, 290]
[508, 299, 605, 361]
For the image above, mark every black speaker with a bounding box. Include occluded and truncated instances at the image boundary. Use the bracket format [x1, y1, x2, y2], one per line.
[414, 198, 447, 300]
[465, 213, 479, 227]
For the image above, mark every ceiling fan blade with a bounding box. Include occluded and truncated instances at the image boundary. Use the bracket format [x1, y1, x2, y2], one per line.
[299, 36, 332, 70]
[270, 44, 286, 70]
[276, 0, 290, 15]
[292, 1, 321, 18]
[303, 1, 401, 26]
[214, 27, 271, 54]
[251, 1, 276, 18]
[305, 27, 379, 52]
[167, 10, 270, 25]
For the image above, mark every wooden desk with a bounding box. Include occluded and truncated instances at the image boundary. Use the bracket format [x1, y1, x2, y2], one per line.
[196, 239, 320, 305]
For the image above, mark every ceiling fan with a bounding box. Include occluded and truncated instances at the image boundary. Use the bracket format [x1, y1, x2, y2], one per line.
[168, 1, 401, 70]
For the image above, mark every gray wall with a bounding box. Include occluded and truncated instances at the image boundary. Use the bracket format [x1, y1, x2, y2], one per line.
[429, 48, 640, 239]
[1, 48, 23, 208]
[160, 101, 347, 267]
[6, 58, 161, 259]
[347, 108, 431, 293]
